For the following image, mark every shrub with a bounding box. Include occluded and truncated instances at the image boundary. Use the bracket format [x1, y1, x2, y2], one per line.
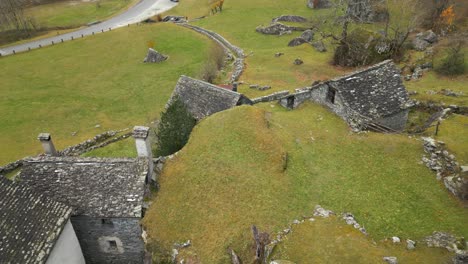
[155, 96, 196, 156]
[435, 41, 466, 76]
[200, 45, 225, 83]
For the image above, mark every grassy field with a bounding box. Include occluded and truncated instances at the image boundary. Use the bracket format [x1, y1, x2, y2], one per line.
[26, 0, 138, 28]
[143, 103, 468, 263]
[271, 216, 453, 263]
[0, 23, 216, 165]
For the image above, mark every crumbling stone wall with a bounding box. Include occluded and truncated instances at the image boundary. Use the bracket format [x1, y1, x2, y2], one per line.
[71, 216, 144, 264]
[251, 90, 290, 104]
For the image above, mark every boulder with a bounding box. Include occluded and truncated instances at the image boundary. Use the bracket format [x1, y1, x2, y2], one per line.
[413, 38, 430, 51]
[307, 0, 332, 9]
[272, 15, 308, 23]
[383, 256, 398, 264]
[453, 251, 468, 264]
[312, 41, 327, 52]
[412, 31, 438, 51]
[293, 58, 304, 65]
[256, 23, 308, 35]
[391, 237, 401, 243]
[406, 239, 416, 250]
[288, 37, 308, 47]
[421, 30, 438, 43]
[313, 205, 334, 217]
[143, 48, 168, 63]
[300, 29, 315, 42]
[346, 0, 374, 22]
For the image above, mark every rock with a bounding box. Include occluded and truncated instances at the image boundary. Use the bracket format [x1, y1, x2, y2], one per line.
[292, 219, 301, 224]
[288, 37, 308, 47]
[412, 67, 423, 80]
[406, 239, 416, 250]
[256, 23, 307, 35]
[383, 256, 398, 264]
[461, 166, 468, 173]
[275, 52, 284, 57]
[162, 15, 186, 22]
[312, 41, 327, 52]
[391, 237, 401, 243]
[293, 58, 304, 65]
[346, 0, 374, 22]
[307, 0, 332, 9]
[453, 251, 468, 264]
[259, 85, 271, 91]
[413, 38, 430, 51]
[422, 30, 438, 43]
[423, 231, 460, 251]
[249, 84, 259, 89]
[143, 48, 168, 63]
[300, 29, 315, 42]
[95, 124, 101, 128]
[272, 15, 308, 23]
[270, 260, 296, 264]
[313, 205, 334, 217]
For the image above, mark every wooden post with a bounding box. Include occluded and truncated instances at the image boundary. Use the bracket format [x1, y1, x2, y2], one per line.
[435, 120, 440, 136]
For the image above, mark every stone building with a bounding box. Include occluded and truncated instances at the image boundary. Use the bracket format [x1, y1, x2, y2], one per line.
[279, 60, 412, 132]
[169, 75, 252, 120]
[10, 126, 154, 264]
[0, 177, 85, 264]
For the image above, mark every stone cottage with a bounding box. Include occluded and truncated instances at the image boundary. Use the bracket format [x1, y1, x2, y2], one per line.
[14, 126, 154, 264]
[169, 75, 252, 120]
[0, 177, 85, 264]
[279, 60, 412, 132]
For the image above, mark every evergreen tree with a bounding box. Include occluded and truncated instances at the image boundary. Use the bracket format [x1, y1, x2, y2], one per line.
[156, 96, 196, 156]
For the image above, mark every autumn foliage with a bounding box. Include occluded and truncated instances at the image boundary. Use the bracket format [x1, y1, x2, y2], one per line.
[210, 0, 224, 14]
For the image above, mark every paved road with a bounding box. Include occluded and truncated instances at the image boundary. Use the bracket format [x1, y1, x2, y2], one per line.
[0, 0, 177, 56]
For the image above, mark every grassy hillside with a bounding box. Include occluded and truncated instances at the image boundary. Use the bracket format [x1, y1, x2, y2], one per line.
[143, 104, 468, 263]
[0, 23, 215, 165]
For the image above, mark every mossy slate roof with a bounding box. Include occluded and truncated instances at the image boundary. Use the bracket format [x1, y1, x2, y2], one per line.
[0, 177, 72, 264]
[18, 156, 148, 218]
[325, 60, 411, 119]
[170, 75, 251, 120]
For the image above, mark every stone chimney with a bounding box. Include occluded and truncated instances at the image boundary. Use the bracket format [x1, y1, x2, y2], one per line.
[37, 133, 58, 156]
[232, 82, 238, 92]
[132, 126, 154, 182]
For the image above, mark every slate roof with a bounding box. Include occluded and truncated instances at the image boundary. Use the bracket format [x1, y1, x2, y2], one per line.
[0, 177, 72, 264]
[322, 60, 410, 119]
[18, 157, 148, 218]
[169, 75, 251, 120]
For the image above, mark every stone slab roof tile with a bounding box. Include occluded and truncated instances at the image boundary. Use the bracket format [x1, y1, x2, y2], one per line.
[170, 75, 248, 120]
[18, 157, 148, 218]
[0, 177, 72, 264]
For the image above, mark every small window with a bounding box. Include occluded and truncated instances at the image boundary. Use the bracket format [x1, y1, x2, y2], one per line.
[101, 219, 113, 225]
[108, 240, 117, 249]
[327, 87, 336, 104]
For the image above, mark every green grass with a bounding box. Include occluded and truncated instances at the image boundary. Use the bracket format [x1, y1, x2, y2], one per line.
[25, 0, 137, 28]
[143, 103, 468, 263]
[271, 216, 453, 263]
[81, 136, 137, 157]
[0, 23, 216, 165]
[434, 114, 468, 164]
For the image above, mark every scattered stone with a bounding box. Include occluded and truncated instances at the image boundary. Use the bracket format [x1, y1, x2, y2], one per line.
[143, 48, 168, 63]
[307, 0, 331, 9]
[413, 38, 430, 51]
[313, 205, 334, 218]
[423, 231, 461, 252]
[288, 37, 309, 47]
[461, 166, 468, 173]
[162, 15, 186, 22]
[272, 15, 307, 23]
[275, 52, 284, 57]
[422, 30, 438, 43]
[391, 237, 401, 243]
[300, 29, 315, 42]
[412, 30, 438, 51]
[342, 213, 367, 235]
[174, 240, 191, 248]
[228, 248, 242, 264]
[439, 89, 463, 97]
[406, 239, 416, 250]
[312, 40, 327, 52]
[172, 248, 179, 263]
[453, 251, 468, 264]
[270, 260, 296, 264]
[71, 131, 77, 136]
[404, 75, 411, 81]
[412, 67, 423, 80]
[408, 91, 418, 95]
[250, 84, 259, 89]
[259, 86, 272, 91]
[256, 23, 307, 35]
[95, 124, 101, 128]
[292, 219, 301, 224]
[308, 217, 315, 222]
[293, 58, 303, 65]
[383, 256, 398, 264]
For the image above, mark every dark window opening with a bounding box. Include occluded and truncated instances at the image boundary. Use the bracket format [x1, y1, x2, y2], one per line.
[101, 219, 113, 225]
[287, 96, 295, 109]
[327, 88, 336, 104]
[108, 240, 117, 249]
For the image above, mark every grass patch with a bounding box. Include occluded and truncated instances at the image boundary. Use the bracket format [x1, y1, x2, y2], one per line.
[81, 136, 137, 158]
[434, 114, 468, 165]
[25, 0, 138, 28]
[0, 23, 216, 165]
[271, 216, 453, 263]
[144, 103, 468, 263]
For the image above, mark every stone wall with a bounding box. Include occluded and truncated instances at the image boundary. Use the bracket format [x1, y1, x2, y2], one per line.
[251, 90, 290, 104]
[71, 216, 144, 264]
[177, 23, 245, 83]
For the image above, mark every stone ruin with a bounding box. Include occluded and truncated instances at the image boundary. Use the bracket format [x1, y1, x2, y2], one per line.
[143, 48, 168, 63]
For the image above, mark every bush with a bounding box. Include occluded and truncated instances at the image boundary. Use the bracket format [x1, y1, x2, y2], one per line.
[155, 96, 196, 156]
[200, 44, 225, 83]
[435, 41, 465, 76]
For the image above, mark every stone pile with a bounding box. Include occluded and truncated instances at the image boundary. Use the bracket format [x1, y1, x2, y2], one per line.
[423, 231, 466, 252]
[143, 48, 168, 63]
[272, 15, 307, 23]
[256, 23, 308, 35]
[342, 213, 367, 235]
[421, 137, 467, 200]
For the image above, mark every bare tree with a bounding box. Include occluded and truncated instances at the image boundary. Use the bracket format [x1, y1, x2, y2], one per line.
[0, 0, 36, 33]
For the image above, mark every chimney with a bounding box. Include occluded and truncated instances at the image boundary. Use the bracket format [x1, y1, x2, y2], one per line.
[37, 133, 58, 156]
[132, 126, 154, 182]
[232, 82, 238, 92]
